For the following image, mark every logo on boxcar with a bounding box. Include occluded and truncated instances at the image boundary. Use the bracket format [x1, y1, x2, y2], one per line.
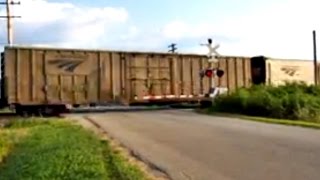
[281, 66, 299, 76]
[49, 59, 85, 72]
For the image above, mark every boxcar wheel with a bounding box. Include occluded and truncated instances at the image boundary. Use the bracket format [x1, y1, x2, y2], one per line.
[73, 104, 80, 108]
[41, 105, 67, 117]
[89, 103, 96, 107]
[15, 106, 31, 117]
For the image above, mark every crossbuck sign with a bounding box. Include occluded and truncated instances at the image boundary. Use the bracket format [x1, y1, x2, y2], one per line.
[201, 38, 220, 63]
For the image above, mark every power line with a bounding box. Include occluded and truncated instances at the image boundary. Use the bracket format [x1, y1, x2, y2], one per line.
[0, 0, 21, 45]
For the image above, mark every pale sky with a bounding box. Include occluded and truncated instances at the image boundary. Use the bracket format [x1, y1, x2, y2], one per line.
[0, 0, 319, 60]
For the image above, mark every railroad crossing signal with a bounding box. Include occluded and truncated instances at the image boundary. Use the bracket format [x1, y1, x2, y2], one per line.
[201, 38, 220, 63]
[200, 68, 224, 78]
[168, 43, 177, 53]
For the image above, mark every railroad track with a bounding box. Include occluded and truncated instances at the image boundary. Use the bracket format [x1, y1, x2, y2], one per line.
[0, 104, 201, 129]
[0, 112, 19, 119]
[69, 103, 200, 114]
[0, 103, 202, 121]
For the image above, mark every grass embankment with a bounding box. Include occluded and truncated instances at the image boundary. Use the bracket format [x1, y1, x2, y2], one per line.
[205, 82, 320, 128]
[0, 118, 147, 180]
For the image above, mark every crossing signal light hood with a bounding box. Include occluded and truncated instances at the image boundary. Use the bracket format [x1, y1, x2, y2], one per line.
[202, 68, 224, 78]
[216, 69, 224, 78]
[205, 69, 214, 77]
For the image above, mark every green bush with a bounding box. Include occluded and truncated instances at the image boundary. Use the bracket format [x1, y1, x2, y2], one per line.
[211, 82, 320, 122]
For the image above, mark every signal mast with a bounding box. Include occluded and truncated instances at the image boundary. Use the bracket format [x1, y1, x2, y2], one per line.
[200, 38, 223, 97]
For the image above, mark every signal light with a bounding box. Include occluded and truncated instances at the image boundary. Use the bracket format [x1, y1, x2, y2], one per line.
[200, 68, 225, 78]
[205, 69, 213, 77]
[216, 69, 224, 78]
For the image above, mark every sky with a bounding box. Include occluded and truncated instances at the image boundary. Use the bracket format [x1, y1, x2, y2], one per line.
[0, 0, 319, 60]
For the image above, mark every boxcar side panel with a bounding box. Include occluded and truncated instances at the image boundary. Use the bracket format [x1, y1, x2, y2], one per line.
[99, 52, 114, 102]
[34, 50, 46, 103]
[175, 56, 183, 96]
[159, 55, 172, 96]
[5, 48, 36, 105]
[266, 59, 314, 86]
[243, 57, 251, 88]
[128, 53, 173, 100]
[173, 55, 208, 98]
[152, 54, 171, 97]
[216, 56, 251, 93]
[5, 48, 17, 104]
[236, 57, 252, 89]
[234, 57, 245, 87]
[128, 53, 147, 99]
[170, 55, 180, 98]
[122, 52, 132, 101]
[227, 57, 236, 91]
[94, 51, 124, 104]
[189, 56, 203, 95]
[181, 55, 192, 96]
[111, 52, 123, 102]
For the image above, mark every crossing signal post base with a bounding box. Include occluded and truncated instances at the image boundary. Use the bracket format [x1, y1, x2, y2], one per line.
[209, 87, 216, 95]
[207, 87, 219, 98]
[200, 100, 213, 108]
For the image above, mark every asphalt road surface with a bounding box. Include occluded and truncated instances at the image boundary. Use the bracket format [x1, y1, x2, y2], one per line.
[73, 109, 320, 180]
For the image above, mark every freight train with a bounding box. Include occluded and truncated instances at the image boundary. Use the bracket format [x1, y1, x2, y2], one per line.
[0, 45, 317, 116]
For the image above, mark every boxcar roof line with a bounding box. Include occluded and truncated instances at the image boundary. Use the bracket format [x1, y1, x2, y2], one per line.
[4, 45, 313, 61]
[4, 44, 253, 59]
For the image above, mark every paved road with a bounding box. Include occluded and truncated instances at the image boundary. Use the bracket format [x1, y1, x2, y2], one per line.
[72, 109, 320, 180]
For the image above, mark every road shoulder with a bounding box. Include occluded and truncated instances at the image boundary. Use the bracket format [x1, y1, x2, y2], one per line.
[195, 109, 320, 129]
[65, 114, 170, 180]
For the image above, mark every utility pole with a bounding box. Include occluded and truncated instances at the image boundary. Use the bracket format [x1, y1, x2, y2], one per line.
[313, 30, 318, 85]
[168, 43, 177, 53]
[0, 0, 21, 45]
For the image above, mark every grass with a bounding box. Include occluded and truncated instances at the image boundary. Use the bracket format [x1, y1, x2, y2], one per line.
[197, 108, 320, 129]
[0, 128, 28, 163]
[0, 107, 14, 113]
[0, 118, 148, 180]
